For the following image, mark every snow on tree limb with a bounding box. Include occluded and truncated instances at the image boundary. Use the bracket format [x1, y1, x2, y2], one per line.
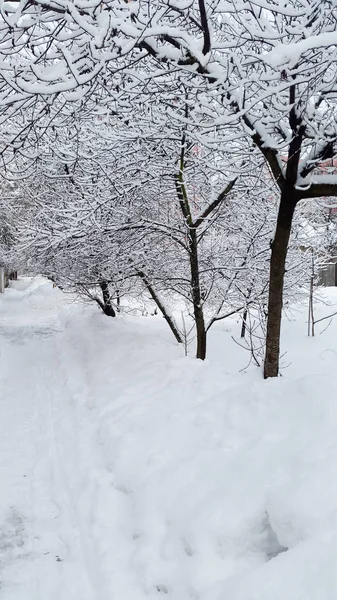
[266, 32, 337, 69]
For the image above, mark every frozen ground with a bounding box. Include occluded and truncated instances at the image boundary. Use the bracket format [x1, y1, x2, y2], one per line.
[1, 277, 337, 599]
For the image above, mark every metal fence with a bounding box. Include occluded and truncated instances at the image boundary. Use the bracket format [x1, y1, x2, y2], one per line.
[318, 263, 337, 287]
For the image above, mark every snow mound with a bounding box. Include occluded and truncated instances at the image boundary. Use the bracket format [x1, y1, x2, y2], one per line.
[8, 275, 55, 295]
[57, 295, 337, 600]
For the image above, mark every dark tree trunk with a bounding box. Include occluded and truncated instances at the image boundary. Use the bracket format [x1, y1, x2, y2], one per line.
[137, 271, 183, 344]
[101, 303, 116, 317]
[240, 309, 248, 338]
[264, 190, 296, 378]
[194, 303, 207, 359]
[99, 280, 116, 317]
[188, 229, 207, 360]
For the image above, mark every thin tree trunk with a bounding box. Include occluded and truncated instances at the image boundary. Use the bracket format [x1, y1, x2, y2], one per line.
[310, 250, 315, 337]
[137, 271, 183, 344]
[308, 274, 315, 337]
[99, 280, 116, 317]
[240, 309, 248, 338]
[194, 303, 207, 359]
[264, 191, 296, 378]
[307, 283, 312, 337]
[188, 228, 207, 360]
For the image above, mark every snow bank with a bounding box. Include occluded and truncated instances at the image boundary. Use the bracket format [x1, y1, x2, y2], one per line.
[56, 287, 337, 599]
[8, 274, 52, 294]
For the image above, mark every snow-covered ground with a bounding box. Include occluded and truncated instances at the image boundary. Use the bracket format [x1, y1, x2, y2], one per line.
[1, 276, 337, 599]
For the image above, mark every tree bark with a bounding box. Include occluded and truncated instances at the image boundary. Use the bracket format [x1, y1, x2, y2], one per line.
[188, 228, 207, 360]
[240, 309, 248, 338]
[308, 272, 315, 337]
[99, 280, 116, 317]
[194, 302, 207, 359]
[264, 190, 296, 378]
[137, 271, 183, 344]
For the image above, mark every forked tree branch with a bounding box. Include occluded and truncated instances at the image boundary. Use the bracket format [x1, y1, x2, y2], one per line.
[192, 178, 237, 228]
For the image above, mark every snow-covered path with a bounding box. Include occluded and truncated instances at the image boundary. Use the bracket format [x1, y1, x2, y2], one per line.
[0, 277, 188, 600]
[0, 280, 101, 599]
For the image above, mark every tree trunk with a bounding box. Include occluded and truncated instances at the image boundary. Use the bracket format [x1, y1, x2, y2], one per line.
[307, 249, 315, 337]
[264, 190, 296, 378]
[188, 229, 207, 360]
[240, 309, 248, 338]
[99, 280, 116, 317]
[194, 303, 207, 359]
[308, 273, 315, 337]
[137, 271, 183, 344]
